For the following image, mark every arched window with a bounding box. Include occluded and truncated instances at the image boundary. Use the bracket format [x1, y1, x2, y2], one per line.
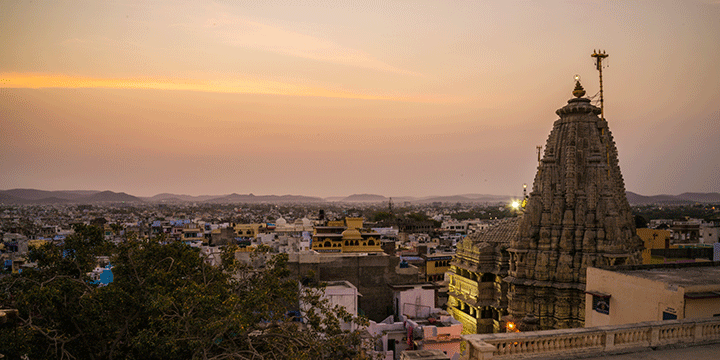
[368, 239, 375, 246]
[345, 240, 349, 246]
[324, 241, 331, 247]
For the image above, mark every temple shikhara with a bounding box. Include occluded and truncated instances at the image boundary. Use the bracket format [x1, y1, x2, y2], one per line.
[449, 76, 643, 333]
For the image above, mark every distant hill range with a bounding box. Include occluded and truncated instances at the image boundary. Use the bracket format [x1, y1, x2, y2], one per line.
[1, 188, 718, 205]
[329, 193, 513, 204]
[146, 193, 227, 203]
[202, 193, 325, 204]
[0, 189, 142, 204]
[625, 191, 720, 205]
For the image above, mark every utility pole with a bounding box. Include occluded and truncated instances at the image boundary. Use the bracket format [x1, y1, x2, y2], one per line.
[592, 49, 611, 174]
[591, 50, 608, 120]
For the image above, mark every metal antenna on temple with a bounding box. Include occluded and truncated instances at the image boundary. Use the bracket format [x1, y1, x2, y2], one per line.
[591, 50, 609, 120]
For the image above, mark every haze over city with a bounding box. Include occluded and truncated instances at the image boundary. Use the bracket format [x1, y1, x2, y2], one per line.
[2, 0, 719, 198]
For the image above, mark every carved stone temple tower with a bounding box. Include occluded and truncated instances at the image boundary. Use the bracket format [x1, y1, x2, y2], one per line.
[505, 80, 643, 330]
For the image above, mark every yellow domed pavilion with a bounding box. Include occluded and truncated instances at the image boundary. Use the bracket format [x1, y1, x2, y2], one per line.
[312, 217, 382, 253]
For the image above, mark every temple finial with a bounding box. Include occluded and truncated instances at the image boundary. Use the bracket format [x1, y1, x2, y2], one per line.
[572, 75, 586, 98]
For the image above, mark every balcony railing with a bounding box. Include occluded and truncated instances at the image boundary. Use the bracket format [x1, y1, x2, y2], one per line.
[464, 317, 720, 360]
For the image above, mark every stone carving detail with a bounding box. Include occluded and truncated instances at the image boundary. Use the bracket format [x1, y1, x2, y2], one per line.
[506, 83, 643, 330]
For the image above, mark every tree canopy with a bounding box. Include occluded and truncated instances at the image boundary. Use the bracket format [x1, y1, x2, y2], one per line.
[0, 225, 372, 359]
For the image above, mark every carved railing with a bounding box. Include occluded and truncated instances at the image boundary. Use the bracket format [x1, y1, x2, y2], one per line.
[464, 317, 720, 360]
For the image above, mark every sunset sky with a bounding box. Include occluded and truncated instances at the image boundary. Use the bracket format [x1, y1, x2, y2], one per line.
[2, 0, 719, 198]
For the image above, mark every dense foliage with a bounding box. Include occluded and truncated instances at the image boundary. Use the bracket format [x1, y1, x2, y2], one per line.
[0, 225, 372, 359]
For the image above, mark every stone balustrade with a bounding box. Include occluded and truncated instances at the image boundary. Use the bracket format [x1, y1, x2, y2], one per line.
[463, 317, 720, 360]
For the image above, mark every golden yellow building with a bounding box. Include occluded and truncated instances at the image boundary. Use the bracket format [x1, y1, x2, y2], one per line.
[448, 217, 518, 334]
[425, 253, 453, 282]
[233, 224, 265, 239]
[636, 228, 671, 264]
[312, 217, 382, 253]
[28, 239, 48, 249]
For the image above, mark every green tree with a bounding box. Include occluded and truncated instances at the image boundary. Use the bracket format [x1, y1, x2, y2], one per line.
[405, 212, 427, 222]
[0, 226, 374, 359]
[634, 214, 648, 229]
[371, 211, 393, 222]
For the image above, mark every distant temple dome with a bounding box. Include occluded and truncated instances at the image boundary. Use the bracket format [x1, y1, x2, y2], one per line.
[342, 228, 362, 240]
[275, 217, 288, 226]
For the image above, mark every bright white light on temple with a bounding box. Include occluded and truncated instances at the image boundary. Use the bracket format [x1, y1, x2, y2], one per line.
[511, 201, 520, 209]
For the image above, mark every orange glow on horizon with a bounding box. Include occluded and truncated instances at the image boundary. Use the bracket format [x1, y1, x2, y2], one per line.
[0, 72, 397, 101]
[0, 73, 466, 104]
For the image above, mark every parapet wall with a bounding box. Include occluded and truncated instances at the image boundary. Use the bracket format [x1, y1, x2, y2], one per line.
[464, 317, 720, 360]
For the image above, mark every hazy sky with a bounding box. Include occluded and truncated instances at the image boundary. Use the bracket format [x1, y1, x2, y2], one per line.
[2, 0, 719, 198]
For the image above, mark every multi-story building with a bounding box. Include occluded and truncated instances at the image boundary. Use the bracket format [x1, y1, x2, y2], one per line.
[311, 217, 383, 253]
[182, 223, 204, 243]
[423, 252, 453, 282]
[234, 223, 266, 241]
[672, 219, 703, 243]
[448, 217, 518, 334]
[700, 221, 718, 244]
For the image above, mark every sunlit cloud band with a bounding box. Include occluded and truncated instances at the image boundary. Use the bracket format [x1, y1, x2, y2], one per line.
[0, 72, 395, 100]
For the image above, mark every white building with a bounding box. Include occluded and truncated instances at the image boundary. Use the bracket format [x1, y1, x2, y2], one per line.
[301, 280, 360, 332]
[369, 285, 463, 360]
[322, 280, 360, 331]
[700, 222, 718, 244]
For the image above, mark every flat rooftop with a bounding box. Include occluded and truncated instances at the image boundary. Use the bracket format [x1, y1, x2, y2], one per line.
[614, 263, 720, 287]
[324, 280, 356, 289]
[579, 343, 720, 360]
[515, 343, 720, 360]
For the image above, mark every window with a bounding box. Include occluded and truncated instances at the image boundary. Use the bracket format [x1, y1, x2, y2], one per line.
[592, 295, 610, 315]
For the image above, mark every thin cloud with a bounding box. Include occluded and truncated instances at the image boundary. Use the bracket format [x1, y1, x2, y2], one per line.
[0, 73, 464, 104]
[205, 13, 421, 77]
[0, 72, 394, 100]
